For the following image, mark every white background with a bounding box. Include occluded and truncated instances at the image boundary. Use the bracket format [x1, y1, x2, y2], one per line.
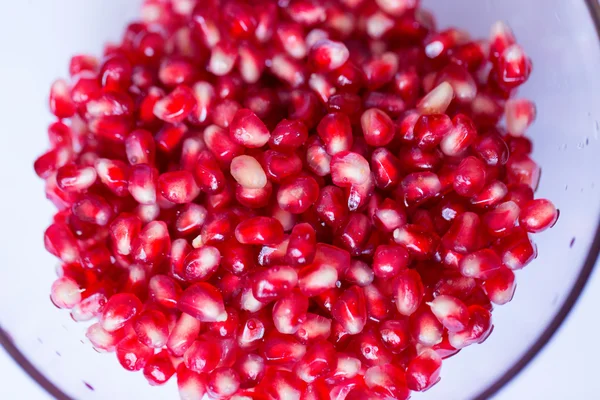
[2, 256, 599, 399]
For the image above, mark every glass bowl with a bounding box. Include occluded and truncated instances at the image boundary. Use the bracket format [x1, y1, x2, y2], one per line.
[1, 0, 599, 399]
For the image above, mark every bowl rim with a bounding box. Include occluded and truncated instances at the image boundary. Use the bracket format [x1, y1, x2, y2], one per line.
[1, 1, 600, 399]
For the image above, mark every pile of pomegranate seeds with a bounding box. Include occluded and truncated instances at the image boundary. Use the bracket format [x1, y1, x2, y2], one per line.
[35, 0, 559, 398]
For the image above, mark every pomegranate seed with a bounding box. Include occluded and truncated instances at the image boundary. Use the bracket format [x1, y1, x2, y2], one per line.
[252, 265, 299, 302]
[184, 338, 223, 373]
[364, 364, 410, 399]
[134, 309, 169, 348]
[144, 350, 175, 386]
[273, 289, 309, 334]
[230, 109, 271, 148]
[441, 211, 481, 254]
[496, 44, 532, 89]
[132, 221, 170, 264]
[235, 217, 284, 246]
[471, 181, 508, 209]
[285, 223, 317, 266]
[472, 132, 510, 167]
[116, 335, 153, 371]
[330, 151, 370, 187]
[230, 155, 267, 189]
[393, 268, 426, 318]
[148, 274, 182, 310]
[453, 156, 487, 197]
[44, 223, 80, 264]
[194, 150, 226, 194]
[269, 119, 309, 152]
[109, 213, 141, 257]
[459, 249, 502, 279]
[406, 348, 442, 392]
[372, 244, 410, 279]
[182, 246, 221, 282]
[379, 319, 410, 353]
[168, 312, 202, 357]
[295, 313, 332, 344]
[393, 224, 440, 260]
[505, 98, 536, 137]
[371, 148, 401, 190]
[270, 54, 306, 87]
[178, 282, 227, 322]
[234, 353, 265, 388]
[100, 293, 142, 332]
[261, 332, 307, 366]
[519, 198, 559, 233]
[177, 364, 207, 400]
[361, 108, 395, 147]
[295, 340, 336, 383]
[506, 154, 541, 190]
[157, 170, 200, 204]
[332, 286, 367, 335]
[71, 292, 107, 321]
[401, 172, 442, 206]
[125, 129, 156, 166]
[363, 52, 399, 90]
[495, 229, 538, 270]
[49, 79, 76, 118]
[317, 112, 353, 156]
[262, 150, 303, 184]
[56, 164, 97, 193]
[50, 276, 81, 309]
[86, 322, 125, 352]
[483, 268, 516, 305]
[428, 295, 470, 332]
[440, 113, 478, 157]
[490, 21, 515, 62]
[34, 146, 73, 179]
[344, 260, 375, 287]
[153, 85, 196, 123]
[298, 261, 339, 297]
[482, 201, 520, 237]
[414, 114, 452, 150]
[348, 329, 394, 367]
[335, 213, 371, 254]
[448, 305, 493, 349]
[417, 82, 454, 114]
[175, 203, 208, 236]
[277, 175, 320, 214]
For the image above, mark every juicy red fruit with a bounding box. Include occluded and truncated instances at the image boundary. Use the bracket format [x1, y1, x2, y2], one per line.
[35, 2, 553, 398]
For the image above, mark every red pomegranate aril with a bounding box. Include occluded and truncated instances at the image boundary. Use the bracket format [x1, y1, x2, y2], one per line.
[295, 313, 332, 344]
[335, 213, 371, 254]
[277, 175, 320, 214]
[378, 319, 410, 353]
[100, 292, 142, 332]
[406, 348, 442, 392]
[414, 114, 452, 150]
[330, 151, 371, 187]
[454, 156, 487, 197]
[206, 367, 241, 398]
[519, 198, 559, 233]
[273, 289, 309, 335]
[116, 335, 153, 371]
[261, 332, 307, 367]
[440, 113, 478, 157]
[298, 261, 339, 298]
[495, 229, 538, 270]
[56, 164, 97, 193]
[184, 338, 223, 374]
[177, 364, 207, 400]
[134, 309, 169, 348]
[505, 98, 536, 137]
[306, 141, 332, 177]
[317, 112, 353, 156]
[269, 119, 309, 152]
[143, 350, 176, 386]
[44, 223, 80, 264]
[331, 286, 367, 335]
[360, 108, 395, 147]
[370, 148, 401, 190]
[109, 213, 141, 257]
[471, 181, 508, 209]
[372, 198, 407, 233]
[124, 129, 155, 166]
[148, 274, 182, 310]
[178, 282, 227, 322]
[258, 237, 290, 267]
[364, 364, 410, 399]
[50, 276, 81, 309]
[441, 211, 481, 254]
[182, 246, 221, 282]
[230, 109, 271, 148]
[496, 44, 532, 89]
[348, 329, 394, 367]
[174, 204, 207, 237]
[166, 312, 201, 358]
[72, 194, 112, 226]
[49, 79, 76, 119]
[193, 150, 225, 194]
[401, 172, 442, 206]
[236, 182, 273, 209]
[230, 155, 267, 190]
[482, 200, 520, 237]
[86, 322, 125, 352]
[132, 221, 170, 265]
[428, 295, 470, 332]
[285, 223, 317, 266]
[310, 39, 350, 72]
[71, 292, 107, 321]
[262, 150, 303, 183]
[344, 260, 375, 287]
[372, 245, 410, 279]
[234, 217, 284, 246]
[34, 146, 73, 179]
[489, 21, 515, 63]
[409, 306, 444, 347]
[364, 283, 391, 321]
[127, 164, 158, 205]
[459, 248, 502, 279]
[295, 340, 337, 383]
[394, 269, 425, 316]
[157, 170, 200, 204]
[252, 265, 299, 302]
[472, 132, 510, 167]
[393, 224, 440, 260]
[448, 305, 493, 349]
[153, 85, 196, 124]
[417, 82, 454, 114]
[483, 268, 517, 305]
[234, 353, 266, 389]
